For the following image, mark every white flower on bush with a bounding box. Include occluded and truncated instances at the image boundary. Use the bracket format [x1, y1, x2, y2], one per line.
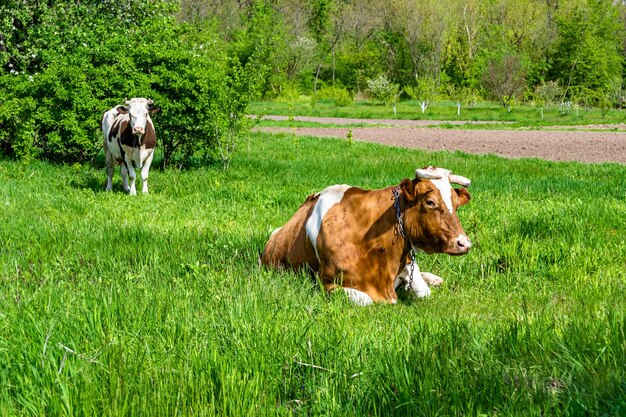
[367, 74, 400, 114]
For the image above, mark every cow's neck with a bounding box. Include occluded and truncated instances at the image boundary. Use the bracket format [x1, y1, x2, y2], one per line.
[361, 187, 412, 263]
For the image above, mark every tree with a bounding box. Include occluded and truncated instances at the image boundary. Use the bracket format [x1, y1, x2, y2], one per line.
[441, 0, 486, 88]
[481, 54, 526, 110]
[551, 0, 624, 104]
[382, 0, 449, 86]
[367, 74, 400, 114]
[445, 84, 463, 116]
[534, 80, 563, 119]
[308, 0, 353, 93]
[404, 76, 438, 113]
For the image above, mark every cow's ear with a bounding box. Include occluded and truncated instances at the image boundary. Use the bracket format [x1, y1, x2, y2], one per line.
[455, 187, 471, 206]
[148, 105, 160, 114]
[117, 106, 129, 115]
[400, 178, 417, 201]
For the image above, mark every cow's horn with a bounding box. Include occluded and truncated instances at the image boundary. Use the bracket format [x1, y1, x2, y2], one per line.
[415, 168, 442, 180]
[449, 174, 471, 188]
[147, 99, 154, 105]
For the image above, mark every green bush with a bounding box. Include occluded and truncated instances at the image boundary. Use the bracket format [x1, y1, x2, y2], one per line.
[313, 85, 353, 107]
[0, 0, 263, 168]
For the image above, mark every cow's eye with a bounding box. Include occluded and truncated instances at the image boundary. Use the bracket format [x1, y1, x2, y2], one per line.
[425, 199, 436, 208]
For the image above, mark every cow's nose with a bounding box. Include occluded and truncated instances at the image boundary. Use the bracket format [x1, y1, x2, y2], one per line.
[133, 126, 145, 135]
[456, 235, 472, 252]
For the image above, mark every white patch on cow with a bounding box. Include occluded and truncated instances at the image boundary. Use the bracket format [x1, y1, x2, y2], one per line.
[430, 177, 454, 213]
[394, 258, 431, 298]
[421, 272, 443, 286]
[418, 167, 456, 214]
[140, 148, 154, 194]
[305, 184, 350, 260]
[101, 107, 120, 141]
[120, 145, 153, 195]
[343, 288, 373, 306]
[127, 99, 151, 134]
[102, 107, 126, 191]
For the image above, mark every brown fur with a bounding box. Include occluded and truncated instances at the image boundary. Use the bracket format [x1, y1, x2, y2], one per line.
[261, 178, 471, 303]
[261, 194, 320, 271]
[109, 117, 156, 150]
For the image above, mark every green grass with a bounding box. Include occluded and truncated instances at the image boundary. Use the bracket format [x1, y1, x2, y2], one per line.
[1, 132, 625, 416]
[251, 97, 626, 128]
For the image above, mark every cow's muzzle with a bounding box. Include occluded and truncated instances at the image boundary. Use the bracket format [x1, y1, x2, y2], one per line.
[133, 126, 145, 135]
[450, 234, 472, 255]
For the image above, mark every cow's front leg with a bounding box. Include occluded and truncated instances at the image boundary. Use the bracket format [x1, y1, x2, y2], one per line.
[105, 157, 115, 192]
[394, 259, 431, 298]
[421, 272, 443, 287]
[124, 157, 138, 195]
[343, 288, 374, 306]
[140, 150, 154, 194]
[120, 163, 130, 193]
[323, 283, 374, 306]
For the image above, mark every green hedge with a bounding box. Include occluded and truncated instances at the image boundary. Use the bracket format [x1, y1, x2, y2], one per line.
[0, 0, 262, 167]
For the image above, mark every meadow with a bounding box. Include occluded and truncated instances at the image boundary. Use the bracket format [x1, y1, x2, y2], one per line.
[0, 131, 625, 416]
[251, 97, 626, 129]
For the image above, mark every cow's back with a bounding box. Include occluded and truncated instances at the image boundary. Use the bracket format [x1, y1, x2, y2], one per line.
[102, 108, 120, 145]
[261, 194, 320, 271]
[102, 107, 128, 161]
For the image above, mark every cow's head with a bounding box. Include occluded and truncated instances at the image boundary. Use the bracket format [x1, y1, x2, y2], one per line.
[117, 98, 160, 136]
[399, 166, 472, 255]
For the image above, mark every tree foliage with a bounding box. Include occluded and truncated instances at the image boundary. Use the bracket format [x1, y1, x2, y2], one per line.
[551, 0, 624, 102]
[367, 74, 400, 114]
[172, 0, 626, 111]
[0, 0, 264, 167]
[3, 0, 626, 166]
[482, 54, 527, 109]
[404, 77, 438, 113]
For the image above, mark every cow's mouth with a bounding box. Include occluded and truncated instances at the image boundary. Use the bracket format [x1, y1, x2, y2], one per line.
[413, 234, 472, 256]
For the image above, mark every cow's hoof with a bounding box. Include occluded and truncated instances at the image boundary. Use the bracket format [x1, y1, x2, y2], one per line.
[413, 286, 431, 298]
[421, 272, 443, 287]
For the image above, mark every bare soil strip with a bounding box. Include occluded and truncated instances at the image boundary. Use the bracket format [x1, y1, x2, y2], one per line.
[259, 117, 626, 164]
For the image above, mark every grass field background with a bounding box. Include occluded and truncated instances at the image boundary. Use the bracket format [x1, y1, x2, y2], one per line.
[251, 97, 626, 129]
[1, 131, 625, 416]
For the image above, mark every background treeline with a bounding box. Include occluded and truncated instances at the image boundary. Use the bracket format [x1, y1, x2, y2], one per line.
[2, 0, 626, 165]
[184, 0, 626, 109]
[194, 0, 625, 107]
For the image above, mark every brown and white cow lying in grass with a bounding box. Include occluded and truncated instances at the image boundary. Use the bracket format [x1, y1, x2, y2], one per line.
[102, 98, 160, 195]
[261, 167, 472, 305]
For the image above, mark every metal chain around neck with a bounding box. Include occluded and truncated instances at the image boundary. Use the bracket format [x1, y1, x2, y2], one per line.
[392, 187, 416, 288]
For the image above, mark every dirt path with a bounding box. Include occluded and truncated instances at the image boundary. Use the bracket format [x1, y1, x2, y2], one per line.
[258, 116, 626, 164]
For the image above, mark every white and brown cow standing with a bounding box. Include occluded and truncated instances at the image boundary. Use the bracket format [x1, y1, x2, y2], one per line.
[261, 167, 473, 305]
[102, 98, 160, 195]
